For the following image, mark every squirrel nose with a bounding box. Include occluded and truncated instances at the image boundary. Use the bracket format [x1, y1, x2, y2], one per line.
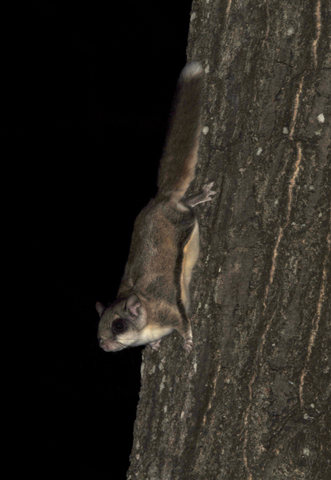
[99, 339, 109, 351]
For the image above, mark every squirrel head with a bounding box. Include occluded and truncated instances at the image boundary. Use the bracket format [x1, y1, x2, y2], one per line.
[96, 294, 148, 352]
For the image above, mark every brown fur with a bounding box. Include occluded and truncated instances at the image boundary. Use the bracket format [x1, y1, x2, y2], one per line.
[96, 62, 215, 353]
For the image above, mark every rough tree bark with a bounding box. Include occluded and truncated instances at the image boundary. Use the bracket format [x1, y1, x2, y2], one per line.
[127, 1, 331, 479]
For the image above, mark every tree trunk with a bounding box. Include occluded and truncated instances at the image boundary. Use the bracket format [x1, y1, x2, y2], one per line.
[127, 1, 331, 478]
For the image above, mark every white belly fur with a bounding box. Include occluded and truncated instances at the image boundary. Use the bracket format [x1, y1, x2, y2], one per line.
[135, 324, 174, 346]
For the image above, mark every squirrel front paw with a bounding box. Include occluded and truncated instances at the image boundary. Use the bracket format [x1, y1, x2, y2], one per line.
[149, 339, 162, 351]
[183, 339, 194, 352]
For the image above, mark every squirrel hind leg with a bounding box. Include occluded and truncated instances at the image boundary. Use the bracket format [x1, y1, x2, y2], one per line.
[185, 182, 216, 208]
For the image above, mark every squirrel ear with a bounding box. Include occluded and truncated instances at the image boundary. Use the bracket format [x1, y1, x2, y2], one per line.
[125, 294, 141, 317]
[95, 301, 105, 318]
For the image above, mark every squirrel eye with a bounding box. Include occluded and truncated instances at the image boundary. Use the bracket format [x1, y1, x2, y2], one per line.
[112, 319, 126, 334]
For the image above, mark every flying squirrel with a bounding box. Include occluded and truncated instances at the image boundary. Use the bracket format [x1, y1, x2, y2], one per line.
[96, 62, 216, 353]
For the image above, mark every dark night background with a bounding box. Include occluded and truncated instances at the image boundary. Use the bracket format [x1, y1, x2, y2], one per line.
[22, 2, 193, 479]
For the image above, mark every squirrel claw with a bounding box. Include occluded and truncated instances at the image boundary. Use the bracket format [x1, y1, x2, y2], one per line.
[185, 181, 216, 207]
[183, 339, 194, 352]
[202, 182, 217, 202]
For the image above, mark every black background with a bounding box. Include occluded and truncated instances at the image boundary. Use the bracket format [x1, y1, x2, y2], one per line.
[22, 2, 193, 479]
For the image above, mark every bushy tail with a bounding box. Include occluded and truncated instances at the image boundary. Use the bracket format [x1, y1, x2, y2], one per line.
[157, 62, 204, 203]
